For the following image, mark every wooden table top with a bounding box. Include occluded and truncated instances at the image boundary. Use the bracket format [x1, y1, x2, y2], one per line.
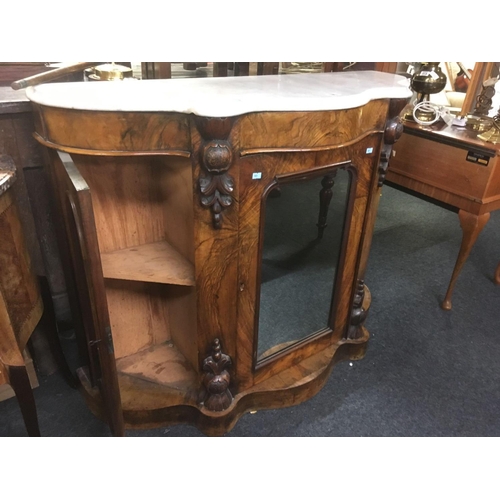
[402, 119, 500, 156]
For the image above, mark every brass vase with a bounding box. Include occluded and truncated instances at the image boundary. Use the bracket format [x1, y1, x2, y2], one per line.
[405, 63, 447, 123]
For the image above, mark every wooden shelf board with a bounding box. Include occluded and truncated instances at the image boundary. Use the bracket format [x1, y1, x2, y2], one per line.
[115, 342, 198, 392]
[101, 240, 195, 286]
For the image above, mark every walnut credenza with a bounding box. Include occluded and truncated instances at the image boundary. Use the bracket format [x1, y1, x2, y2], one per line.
[26, 72, 410, 436]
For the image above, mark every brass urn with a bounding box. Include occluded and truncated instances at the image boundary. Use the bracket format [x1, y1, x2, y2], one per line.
[405, 63, 447, 123]
[411, 62, 447, 97]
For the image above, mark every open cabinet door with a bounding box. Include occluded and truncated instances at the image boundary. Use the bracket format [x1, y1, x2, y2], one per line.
[49, 150, 124, 436]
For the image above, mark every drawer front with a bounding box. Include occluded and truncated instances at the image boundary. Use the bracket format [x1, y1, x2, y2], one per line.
[390, 132, 494, 203]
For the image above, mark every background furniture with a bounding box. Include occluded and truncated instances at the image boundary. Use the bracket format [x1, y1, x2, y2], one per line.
[0, 86, 72, 363]
[0, 155, 43, 436]
[26, 72, 410, 436]
[386, 120, 500, 309]
[139, 62, 398, 79]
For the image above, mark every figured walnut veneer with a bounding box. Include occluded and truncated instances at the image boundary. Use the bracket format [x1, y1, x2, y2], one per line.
[31, 88, 408, 436]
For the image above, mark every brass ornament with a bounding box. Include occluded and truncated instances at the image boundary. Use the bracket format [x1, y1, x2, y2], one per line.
[478, 105, 500, 144]
[85, 63, 133, 81]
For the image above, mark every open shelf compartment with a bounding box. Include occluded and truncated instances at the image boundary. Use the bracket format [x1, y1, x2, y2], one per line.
[101, 240, 195, 286]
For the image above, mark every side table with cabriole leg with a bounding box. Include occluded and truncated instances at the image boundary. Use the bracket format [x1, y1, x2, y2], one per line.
[387, 121, 500, 310]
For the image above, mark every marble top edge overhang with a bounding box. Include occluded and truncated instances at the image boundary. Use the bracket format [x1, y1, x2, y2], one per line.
[25, 71, 412, 118]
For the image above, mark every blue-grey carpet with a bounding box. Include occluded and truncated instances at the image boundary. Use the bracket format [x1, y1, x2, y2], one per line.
[1, 183, 500, 436]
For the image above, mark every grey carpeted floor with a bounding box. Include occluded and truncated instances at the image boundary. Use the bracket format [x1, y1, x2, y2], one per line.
[2, 182, 500, 437]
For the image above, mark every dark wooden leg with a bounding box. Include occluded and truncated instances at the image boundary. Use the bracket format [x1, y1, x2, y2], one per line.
[8, 364, 41, 437]
[495, 261, 500, 285]
[441, 210, 490, 310]
[316, 173, 336, 239]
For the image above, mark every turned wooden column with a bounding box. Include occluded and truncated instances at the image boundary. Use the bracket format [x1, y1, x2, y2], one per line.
[316, 172, 337, 239]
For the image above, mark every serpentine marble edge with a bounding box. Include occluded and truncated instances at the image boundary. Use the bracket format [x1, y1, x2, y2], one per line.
[26, 71, 412, 118]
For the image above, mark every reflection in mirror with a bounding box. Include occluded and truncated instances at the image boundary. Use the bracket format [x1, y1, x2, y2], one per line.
[256, 167, 352, 362]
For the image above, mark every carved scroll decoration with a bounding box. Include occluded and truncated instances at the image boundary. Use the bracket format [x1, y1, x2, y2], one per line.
[378, 114, 404, 187]
[202, 338, 233, 411]
[196, 117, 235, 230]
[347, 279, 368, 340]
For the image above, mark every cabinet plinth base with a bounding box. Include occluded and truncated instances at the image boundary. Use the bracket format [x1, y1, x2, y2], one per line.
[77, 330, 369, 436]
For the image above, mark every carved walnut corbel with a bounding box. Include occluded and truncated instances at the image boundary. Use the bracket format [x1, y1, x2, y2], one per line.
[196, 117, 235, 229]
[378, 116, 404, 187]
[378, 99, 406, 187]
[347, 279, 368, 340]
[202, 338, 233, 411]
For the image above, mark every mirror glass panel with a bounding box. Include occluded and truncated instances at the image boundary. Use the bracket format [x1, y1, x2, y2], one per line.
[257, 167, 352, 361]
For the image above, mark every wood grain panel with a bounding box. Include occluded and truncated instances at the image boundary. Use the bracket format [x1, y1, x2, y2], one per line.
[74, 155, 194, 257]
[0, 114, 44, 273]
[191, 119, 240, 369]
[101, 241, 195, 286]
[105, 280, 171, 359]
[390, 132, 493, 202]
[483, 156, 500, 201]
[37, 106, 191, 154]
[167, 286, 198, 371]
[116, 342, 198, 389]
[235, 134, 380, 389]
[74, 155, 165, 253]
[0, 190, 42, 349]
[237, 100, 387, 152]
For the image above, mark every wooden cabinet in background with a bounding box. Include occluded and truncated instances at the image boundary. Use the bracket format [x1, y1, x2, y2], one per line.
[27, 72, 410, 435]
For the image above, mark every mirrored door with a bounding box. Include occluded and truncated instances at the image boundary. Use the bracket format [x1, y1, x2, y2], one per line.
[255, 165, 353, 363]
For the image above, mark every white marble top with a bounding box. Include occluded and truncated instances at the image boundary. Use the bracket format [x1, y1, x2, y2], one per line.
[26, 71, 411, 117]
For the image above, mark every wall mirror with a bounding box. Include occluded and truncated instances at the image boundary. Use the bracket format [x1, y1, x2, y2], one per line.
[255, 166, 353, 363]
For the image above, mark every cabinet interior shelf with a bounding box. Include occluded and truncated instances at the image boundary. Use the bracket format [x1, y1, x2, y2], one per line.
[100, 240, 195, 286]
[115, 341, 198, 391]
